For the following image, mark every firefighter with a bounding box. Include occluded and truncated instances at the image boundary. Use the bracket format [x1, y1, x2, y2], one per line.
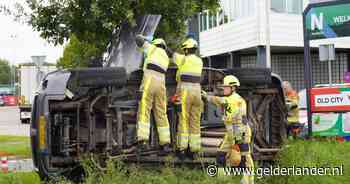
[135, 35, 171, 152]
[282, 81, 301, 138]
[202, 75, 254, 184]
[170, 38, 203, 159]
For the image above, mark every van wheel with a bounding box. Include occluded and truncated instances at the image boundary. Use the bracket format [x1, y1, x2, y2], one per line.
[68, 67, 127, 88]
[225, 68, 272, 85]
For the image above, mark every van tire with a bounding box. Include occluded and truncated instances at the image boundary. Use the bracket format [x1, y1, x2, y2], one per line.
[226, 68, 271, 85]
[68, 67, 127, 88]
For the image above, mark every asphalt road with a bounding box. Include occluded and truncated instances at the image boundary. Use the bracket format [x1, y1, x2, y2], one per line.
[0, 106, 30, 136]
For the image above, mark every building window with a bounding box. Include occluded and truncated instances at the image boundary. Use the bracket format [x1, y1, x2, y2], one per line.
[200, 12, 208, 31]
[198, 0, 304, 32]
[271, 0, 303, 14]
[199, 13, 203, 32]
[199, 0, 256, 32]
[229, 0, 255, 20]
[209, 11, 216, 29]
[271, 0, 284, 12]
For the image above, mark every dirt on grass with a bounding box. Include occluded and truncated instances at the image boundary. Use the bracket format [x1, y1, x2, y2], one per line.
[0, 151, 14, 157]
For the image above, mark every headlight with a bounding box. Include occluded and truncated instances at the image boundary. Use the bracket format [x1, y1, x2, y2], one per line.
[39, 115, 47, 151]
[20, 112, 31, 119]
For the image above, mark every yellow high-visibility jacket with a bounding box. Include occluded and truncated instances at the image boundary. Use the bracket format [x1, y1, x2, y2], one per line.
[140, 42, 169, 72]
[173, 53, 203, 82]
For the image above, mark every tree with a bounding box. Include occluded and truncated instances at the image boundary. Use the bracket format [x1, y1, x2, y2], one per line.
[0, 59, 11, 84]
[57, 34, 100, 68]
[25, 0, 219, 68]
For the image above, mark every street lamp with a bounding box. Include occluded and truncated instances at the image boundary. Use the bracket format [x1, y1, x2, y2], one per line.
[10, 34, 17, 94]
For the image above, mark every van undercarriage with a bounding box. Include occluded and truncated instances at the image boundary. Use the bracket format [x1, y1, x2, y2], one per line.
[30, 67, 287, 178]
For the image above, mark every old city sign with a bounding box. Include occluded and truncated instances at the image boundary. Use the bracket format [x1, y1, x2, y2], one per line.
[305, 1, 350, 40]
[310, 86, 350, 112]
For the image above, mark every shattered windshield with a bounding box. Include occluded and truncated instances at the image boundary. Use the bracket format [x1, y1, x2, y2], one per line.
[106, 15, 161, 73]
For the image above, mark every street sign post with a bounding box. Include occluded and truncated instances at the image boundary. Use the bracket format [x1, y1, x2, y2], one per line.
[303, 0, 350, 137]
[319, 44, 335, 85]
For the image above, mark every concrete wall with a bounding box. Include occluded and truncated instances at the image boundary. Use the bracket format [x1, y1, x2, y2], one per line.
[269, 12, 304, 47]
[199, 16, 259, 57]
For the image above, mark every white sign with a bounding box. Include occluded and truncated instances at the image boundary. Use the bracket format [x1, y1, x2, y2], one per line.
[314, 93, 350, 107]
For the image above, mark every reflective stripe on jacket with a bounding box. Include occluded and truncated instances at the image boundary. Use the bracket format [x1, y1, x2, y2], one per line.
[173, 53, 203, 82]
[141, 42, 169, 72]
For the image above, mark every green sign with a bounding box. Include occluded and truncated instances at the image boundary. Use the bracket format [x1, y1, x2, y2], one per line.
[305, 2, 350, 40]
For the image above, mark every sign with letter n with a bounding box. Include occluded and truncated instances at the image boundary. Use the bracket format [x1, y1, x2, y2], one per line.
[305, 0, 350, 40]
[303, 0, 350, 137]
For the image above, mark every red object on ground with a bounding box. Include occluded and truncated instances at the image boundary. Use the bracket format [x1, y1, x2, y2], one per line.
[1, 157, 8, 173]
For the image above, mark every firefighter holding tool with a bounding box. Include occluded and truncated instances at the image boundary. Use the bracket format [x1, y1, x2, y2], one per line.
[202, 75, 254, 184]
[135, 34, 171, 153]
[168, 37, 203, 159]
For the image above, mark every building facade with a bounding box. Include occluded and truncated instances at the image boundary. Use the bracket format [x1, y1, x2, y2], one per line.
[192, 0, 350, 91]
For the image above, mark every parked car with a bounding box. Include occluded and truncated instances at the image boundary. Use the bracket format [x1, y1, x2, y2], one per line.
[3, 94, 18, 106]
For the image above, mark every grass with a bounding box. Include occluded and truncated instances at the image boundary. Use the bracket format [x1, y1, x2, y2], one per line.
[260, 139, 350, 184]
[0, 139, 349, 184]
[55, 161, 242, 184]
[0, 135, 31, 157]
[72, 139, 350, 184]
[0, 172, 40, 184]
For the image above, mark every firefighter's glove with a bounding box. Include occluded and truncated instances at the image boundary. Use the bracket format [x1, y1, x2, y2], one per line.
[135, 34, 153, 47]
[166, 47, 174, 57]
[201, 90, 208, 100]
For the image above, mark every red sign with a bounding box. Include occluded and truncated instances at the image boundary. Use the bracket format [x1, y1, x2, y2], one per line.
[310, 86, 350, 112]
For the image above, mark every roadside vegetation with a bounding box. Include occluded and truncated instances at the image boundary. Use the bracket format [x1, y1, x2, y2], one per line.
[0, 172, 40, 184]
[0, 135, 31, 157]
[260, 139, 350, 184]
[0, 139, 349, 184]
[55, 139, 350, 184]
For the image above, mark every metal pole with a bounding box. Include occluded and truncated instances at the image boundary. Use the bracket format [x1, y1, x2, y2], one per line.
[328, 59, 332, 86]
[303, 12, 313, 138]
[13, 66, 15, 95]
[265, 0, 271, 68]
[10, 34, 17, 94]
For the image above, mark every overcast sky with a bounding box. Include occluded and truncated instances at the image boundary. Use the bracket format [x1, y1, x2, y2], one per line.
[0, 0, 64, 64]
